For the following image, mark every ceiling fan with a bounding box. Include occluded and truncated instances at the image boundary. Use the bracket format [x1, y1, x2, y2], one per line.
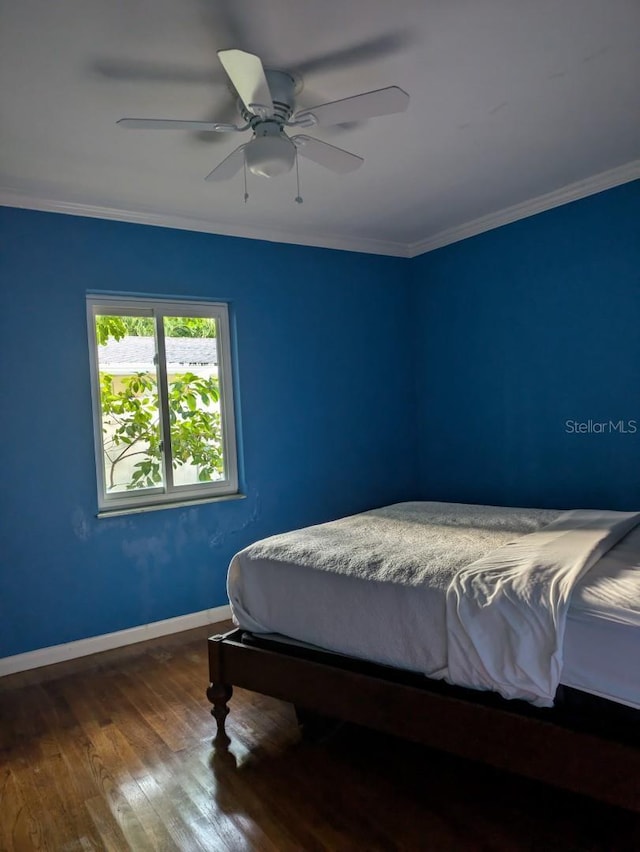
[117, 48, 409, 182]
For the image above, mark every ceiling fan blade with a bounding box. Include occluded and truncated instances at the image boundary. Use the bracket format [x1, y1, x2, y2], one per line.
[292, 136, 363, 174]
[294, 31, 412, 76]
[210, 0, 252, 51]
[94, 58, 219, 85]
[204, 145, 247, 181]
[217, 49, 273, 117]
[296, 86, 409, 128]
[118, 118, 238, 132]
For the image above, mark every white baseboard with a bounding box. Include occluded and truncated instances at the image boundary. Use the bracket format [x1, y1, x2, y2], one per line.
[0, 604, 232, 677]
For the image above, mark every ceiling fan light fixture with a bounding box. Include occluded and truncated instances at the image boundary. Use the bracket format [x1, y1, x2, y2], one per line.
[245, 134, 295, 178]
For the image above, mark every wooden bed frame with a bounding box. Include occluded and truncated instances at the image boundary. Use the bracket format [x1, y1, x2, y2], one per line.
[207, 628, 640, 813]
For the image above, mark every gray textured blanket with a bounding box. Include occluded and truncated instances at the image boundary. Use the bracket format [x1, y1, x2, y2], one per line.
[247, 501, 561, 589]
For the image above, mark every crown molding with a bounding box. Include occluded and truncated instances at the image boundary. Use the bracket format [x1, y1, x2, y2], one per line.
[0, 189, 410, 258]
[406, 159, 640, 257]
[1, 158, 638, 260]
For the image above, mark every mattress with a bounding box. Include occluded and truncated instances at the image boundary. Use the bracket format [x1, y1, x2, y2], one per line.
[562, 523, 640, 707]
[228, 502, 640, 710]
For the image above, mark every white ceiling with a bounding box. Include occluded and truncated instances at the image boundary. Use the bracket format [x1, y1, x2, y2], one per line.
[1, 0, 639, 256]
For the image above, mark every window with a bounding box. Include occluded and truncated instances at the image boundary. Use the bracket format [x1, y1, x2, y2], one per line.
[87, 296, 239, 514]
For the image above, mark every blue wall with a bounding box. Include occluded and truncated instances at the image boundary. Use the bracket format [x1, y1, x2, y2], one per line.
[0, 209, 418, 657]
[2, 181, 638, 658]
[412, 180, 640, 511]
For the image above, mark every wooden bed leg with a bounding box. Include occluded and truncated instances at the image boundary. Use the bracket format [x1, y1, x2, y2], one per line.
[207, 632, 236, 747]
[207, 682, 233, 746]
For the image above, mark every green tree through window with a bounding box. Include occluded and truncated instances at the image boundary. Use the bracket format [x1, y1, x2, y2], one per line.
[88, 298, 238, 513]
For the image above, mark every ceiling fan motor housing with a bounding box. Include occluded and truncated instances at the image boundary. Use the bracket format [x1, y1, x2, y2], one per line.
[239, 69, 299, 123]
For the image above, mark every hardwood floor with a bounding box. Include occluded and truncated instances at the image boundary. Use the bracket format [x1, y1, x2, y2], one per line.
[1, 627, 639, 852]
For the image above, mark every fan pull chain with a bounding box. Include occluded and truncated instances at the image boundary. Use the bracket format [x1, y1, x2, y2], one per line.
[295, 152, 303, 204]
[243, 159, 249, 203]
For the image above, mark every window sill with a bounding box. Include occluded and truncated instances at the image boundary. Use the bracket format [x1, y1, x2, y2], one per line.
[96, 492, 246, 518]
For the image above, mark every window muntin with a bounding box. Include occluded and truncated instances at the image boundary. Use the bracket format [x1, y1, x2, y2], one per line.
[87, 297, 238, 513]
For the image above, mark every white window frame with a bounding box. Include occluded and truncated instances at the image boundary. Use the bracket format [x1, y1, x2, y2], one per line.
[87, 295, 239, 515]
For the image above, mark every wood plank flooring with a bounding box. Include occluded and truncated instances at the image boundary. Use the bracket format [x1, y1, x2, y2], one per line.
[1, 626, 639, 852]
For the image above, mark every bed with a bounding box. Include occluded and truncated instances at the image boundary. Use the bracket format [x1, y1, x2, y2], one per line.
[206, 501, 640, 811]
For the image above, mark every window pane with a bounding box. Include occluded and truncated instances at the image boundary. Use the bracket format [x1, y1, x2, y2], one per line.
[94, 314, 164, 493]
[163, 316, 225, 487]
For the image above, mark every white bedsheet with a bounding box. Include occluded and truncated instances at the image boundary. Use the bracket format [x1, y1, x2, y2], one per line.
[562, 523, 640, 706]
[228, 502, 640, 709]
[445, 509, 640, 706]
